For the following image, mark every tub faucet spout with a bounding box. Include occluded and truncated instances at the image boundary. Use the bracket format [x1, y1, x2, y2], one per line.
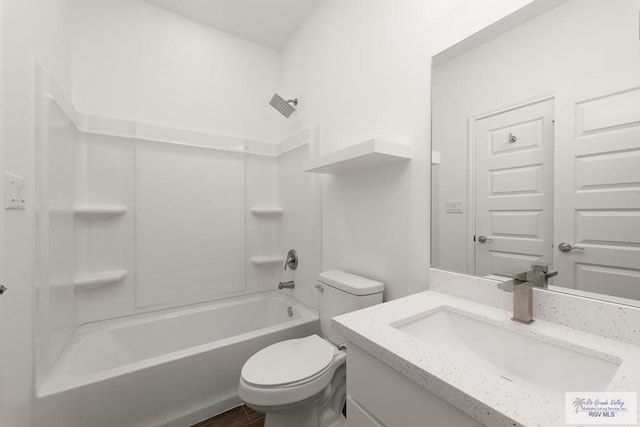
[278, 280, 295, 290]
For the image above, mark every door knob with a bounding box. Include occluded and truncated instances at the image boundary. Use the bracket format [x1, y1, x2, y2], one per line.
[558, 242, 584, 252]
[0, 285, 7, 295]
[477, 235, 493, 243]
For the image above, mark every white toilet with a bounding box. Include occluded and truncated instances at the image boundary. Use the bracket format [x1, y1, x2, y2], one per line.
[238, 270, 384, 427]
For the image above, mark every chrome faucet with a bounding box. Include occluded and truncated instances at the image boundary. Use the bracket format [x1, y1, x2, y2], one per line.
[498, 262, 558, 324]
[278, 280, 295, 289]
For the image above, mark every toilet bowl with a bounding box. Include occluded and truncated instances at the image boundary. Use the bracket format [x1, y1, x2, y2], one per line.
[238, 271, 384, 427]
[239, 335, 347, 427]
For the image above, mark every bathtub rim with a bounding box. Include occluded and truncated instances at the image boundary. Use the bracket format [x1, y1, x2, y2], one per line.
[37, 290, 319, 398]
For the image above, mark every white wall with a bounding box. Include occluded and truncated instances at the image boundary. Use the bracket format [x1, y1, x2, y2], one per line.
[432, 0, 640, 273]
[1, 0, 72, 425]
[430, 0, 535, 55]
[70, 0, 281, 143]
[278, 0, 432, 301]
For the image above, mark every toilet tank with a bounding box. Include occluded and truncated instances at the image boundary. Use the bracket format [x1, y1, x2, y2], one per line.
[318, 271, 384, 345]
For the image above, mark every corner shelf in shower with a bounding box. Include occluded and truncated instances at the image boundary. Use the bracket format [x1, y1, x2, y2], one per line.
[73, 269, 128, 289]
[74, 204, 127, 220]
[250, 206, 284, 217]
[303, 139, 411, 175]
[250, 256, 284, 266]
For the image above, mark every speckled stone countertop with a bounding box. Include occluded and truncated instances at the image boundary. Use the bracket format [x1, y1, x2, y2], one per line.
[333, 291, 640, 427]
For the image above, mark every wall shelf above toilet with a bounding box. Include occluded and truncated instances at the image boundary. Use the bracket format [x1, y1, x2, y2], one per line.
[250, 206, 284, 217]
[73, 270, 128, 289]
[250, 256, 284, 266]
[303, 139, 411, 175]
[74, 204, 128, 220]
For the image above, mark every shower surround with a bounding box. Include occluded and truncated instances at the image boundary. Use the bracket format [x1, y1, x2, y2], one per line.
[33, 64, 322, 425]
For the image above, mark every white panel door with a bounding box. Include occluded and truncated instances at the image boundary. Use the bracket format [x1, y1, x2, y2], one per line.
[555, 68, 640, 299]
[475, 99, 554, 276]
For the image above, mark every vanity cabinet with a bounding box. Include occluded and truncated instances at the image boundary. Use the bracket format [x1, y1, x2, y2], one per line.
[346, 344, 482, 427]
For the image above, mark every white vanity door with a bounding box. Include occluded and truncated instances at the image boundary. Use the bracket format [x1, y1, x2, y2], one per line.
[554, 67, 640, 299]
[474, 99, 555, 276]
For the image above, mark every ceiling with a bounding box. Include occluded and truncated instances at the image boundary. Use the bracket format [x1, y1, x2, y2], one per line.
[142, 0, 321, 51]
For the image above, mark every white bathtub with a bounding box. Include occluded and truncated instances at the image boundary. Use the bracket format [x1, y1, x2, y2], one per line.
[35, 291, 319, 427]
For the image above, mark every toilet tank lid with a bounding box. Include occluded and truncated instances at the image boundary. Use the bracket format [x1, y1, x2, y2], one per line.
[319, 270, 384, 296]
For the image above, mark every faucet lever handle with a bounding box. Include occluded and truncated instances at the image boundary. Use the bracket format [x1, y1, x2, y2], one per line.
[284, 249, 298, 271]
[497, 271, 528, 292]
[513, 271, 528, 283]
[531, 260, 552, 272]
[498, 280, 515, 292]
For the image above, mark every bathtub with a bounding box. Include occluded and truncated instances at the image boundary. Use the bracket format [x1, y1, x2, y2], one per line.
[35, 291, 319, 427]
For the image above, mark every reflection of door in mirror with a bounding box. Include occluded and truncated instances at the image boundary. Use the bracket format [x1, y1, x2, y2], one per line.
[473, 99, 554, 278]
[554, 68, 640, 302]
[431, 0, 640, 306]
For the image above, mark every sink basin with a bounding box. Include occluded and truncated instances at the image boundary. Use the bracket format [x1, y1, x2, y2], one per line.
[392, 307, 620, 400]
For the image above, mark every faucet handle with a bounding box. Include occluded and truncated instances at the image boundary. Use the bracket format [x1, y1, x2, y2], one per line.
[498, 280, 515, 292]
[531, 260, 552, 273]
[513, 271, 528, 283]
[284, 249, 298, 271]
[497, 271, 528, 292]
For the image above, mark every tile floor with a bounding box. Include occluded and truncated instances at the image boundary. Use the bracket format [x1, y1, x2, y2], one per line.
[191, 405, 265, 427]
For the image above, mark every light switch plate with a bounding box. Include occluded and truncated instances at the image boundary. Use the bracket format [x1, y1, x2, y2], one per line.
[445, 200, 463, 213]
[5, 173, 26, 210]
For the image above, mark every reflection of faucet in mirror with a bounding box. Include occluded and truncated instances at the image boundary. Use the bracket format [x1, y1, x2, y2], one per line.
[527, 261, 558, 289]
[498, 262, 558, 324]
[430, 0, 640, 307]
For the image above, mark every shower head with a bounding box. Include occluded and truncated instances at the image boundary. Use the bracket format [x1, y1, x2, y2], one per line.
[269, 93, 298, 118]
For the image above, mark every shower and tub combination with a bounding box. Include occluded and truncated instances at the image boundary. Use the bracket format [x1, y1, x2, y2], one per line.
[34, 68, 321, 427]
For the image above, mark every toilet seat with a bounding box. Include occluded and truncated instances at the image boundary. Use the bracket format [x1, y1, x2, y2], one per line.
[242, 335, 335, 387]
[238, 335, 347, 409]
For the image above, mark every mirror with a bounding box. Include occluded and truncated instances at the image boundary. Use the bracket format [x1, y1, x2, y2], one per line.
[431, 0, 640, 306]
